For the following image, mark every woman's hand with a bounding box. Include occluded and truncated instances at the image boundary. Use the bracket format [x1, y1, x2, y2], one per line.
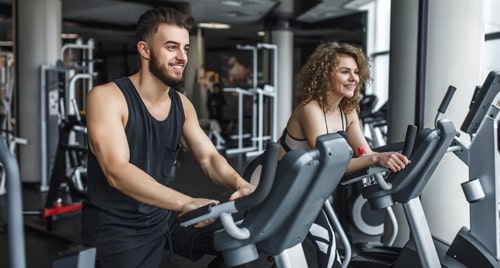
[372, 151, 411, 172]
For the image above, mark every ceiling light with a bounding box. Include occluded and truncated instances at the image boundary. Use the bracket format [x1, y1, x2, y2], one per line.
[198, 22, 231, 29]
[343, 0, 375, 10]
[61, 33, 79, 39]
[257, 31, 266, 37]
[220, 0, 243, 7]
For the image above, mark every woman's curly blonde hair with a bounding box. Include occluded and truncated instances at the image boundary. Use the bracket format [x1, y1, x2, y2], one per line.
[295, 42, 371, 113]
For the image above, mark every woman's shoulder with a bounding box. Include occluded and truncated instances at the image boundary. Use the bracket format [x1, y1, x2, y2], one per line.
[343, 108, 360, 127]
[343, 108, 359, 118]
[297, 101, 322, 114]
[291, 101, 325, 125]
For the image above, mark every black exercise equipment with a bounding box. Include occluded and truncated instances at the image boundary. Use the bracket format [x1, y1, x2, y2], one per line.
[23, 114, 87, 233]
[177, 133, 352, 267]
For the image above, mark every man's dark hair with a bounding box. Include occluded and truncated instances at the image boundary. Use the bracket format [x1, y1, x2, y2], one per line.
[135, 7, 194, 43]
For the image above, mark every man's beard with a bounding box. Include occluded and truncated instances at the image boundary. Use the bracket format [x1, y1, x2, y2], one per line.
[149, 50, 184, 89]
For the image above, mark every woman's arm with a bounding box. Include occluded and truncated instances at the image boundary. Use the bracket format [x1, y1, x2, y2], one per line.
[344, 111, 410, 173]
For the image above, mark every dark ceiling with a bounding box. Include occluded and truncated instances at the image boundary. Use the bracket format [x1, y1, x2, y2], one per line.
[0, 0, 368, 51]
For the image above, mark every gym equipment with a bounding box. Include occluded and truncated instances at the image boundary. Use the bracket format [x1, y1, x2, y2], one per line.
[1, 136, 95, 268]
[60, 38, 95, 111]
[333, 85, 455, 266]
[359, 95, 388, 148]
[330, 124, 416, 268]
[39, 38, 94, 192]
[347, 70, 500, 267]
[29, 112, 87, 231]
[334, 131, 403, 261]
[334, 95, 395, 252]
[222, 87, 257, 154]
[0, 52, 28, 196]
[224, 44, 259, 155]
[246, 43, 278, 157]
[18, 38, 93, 237]
[199, 118, 226, 151]
[441, 70, 500, 267]
[34, 62, 89, 232]
[348, 119, 456, 267]
[1, 137, 26, 268]
[224, 43, 278, 157]
[178, 133, 352, 267]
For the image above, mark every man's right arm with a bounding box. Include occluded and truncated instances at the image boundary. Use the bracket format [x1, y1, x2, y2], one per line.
[85, 83, 217, 213]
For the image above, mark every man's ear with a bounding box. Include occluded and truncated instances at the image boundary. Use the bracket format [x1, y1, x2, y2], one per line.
[137, 41, 150, 60]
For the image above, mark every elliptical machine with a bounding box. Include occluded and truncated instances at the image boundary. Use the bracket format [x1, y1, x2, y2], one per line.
[441, 70, 500, 267]
[177, 133, 353, 267]
[346, 70, 500, 267]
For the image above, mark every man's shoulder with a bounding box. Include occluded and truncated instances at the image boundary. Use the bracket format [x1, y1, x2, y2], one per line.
[174, 90, 191, 104]
[88, 81, 122, 100]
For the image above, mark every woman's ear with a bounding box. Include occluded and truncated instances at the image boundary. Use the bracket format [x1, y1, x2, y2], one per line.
[137, 41, 150, 60]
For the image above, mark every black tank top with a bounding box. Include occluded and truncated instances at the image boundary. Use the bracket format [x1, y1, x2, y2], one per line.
[82, 77, 185, 258]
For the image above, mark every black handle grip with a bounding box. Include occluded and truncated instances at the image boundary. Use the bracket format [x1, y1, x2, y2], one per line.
[174, 142, 280, 226]
[438, 86, 456, 113]
[469, 85, 481, 109]
[235, 142, 280, 210]
[402, 125, 418, 157]
[175, 202, 216, 224]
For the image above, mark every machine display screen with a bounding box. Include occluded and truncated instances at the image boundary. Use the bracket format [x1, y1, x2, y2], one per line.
[460, 71, 500, 134]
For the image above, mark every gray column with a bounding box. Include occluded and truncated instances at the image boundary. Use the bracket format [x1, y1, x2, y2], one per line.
[270, 0, 294, 133]
[387, 0, 418, 142]
[272, 29, 293, 132]
[386, 0, 419, 245]
[388, 0, 484, 245]
[185, 28, 208, 119]
[15, 0, 61, 182]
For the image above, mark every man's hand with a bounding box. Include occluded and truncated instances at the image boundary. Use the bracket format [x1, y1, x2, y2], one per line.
[229, 183, 256, 201]
[180, 198, 219, 228]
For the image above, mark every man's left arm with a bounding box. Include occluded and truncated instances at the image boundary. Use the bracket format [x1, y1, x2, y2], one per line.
[178, 93, 255, 200]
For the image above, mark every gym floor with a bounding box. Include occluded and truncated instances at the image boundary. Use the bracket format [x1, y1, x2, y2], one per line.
[1, 149, 314, 268]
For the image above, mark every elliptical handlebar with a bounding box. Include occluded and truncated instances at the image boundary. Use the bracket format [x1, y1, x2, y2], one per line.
[402, 125, 418, 157]
[435, 85, 457, 128]
[438, 86, 457, 114]
[372, 124, 417, 190]
[175, 142, 280, 234]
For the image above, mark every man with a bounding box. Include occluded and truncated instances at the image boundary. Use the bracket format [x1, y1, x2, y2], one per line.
[82, 7, 255, 268]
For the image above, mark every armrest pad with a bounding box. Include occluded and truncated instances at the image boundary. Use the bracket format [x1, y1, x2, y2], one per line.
[341, 166, 389, 186]
[341, 169, 371, 185]
[372, 141, 404, 153]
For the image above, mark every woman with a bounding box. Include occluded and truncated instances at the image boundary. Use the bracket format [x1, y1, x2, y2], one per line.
[279, 42, 410, 267]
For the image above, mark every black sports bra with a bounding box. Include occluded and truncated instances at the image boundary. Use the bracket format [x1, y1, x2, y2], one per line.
[280, 110, 347, 152]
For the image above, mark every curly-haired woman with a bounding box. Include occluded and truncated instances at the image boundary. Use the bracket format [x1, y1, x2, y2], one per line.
[279, 42, 410, 267]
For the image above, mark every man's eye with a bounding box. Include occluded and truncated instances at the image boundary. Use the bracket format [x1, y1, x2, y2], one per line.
[167, 45, 178, 51]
